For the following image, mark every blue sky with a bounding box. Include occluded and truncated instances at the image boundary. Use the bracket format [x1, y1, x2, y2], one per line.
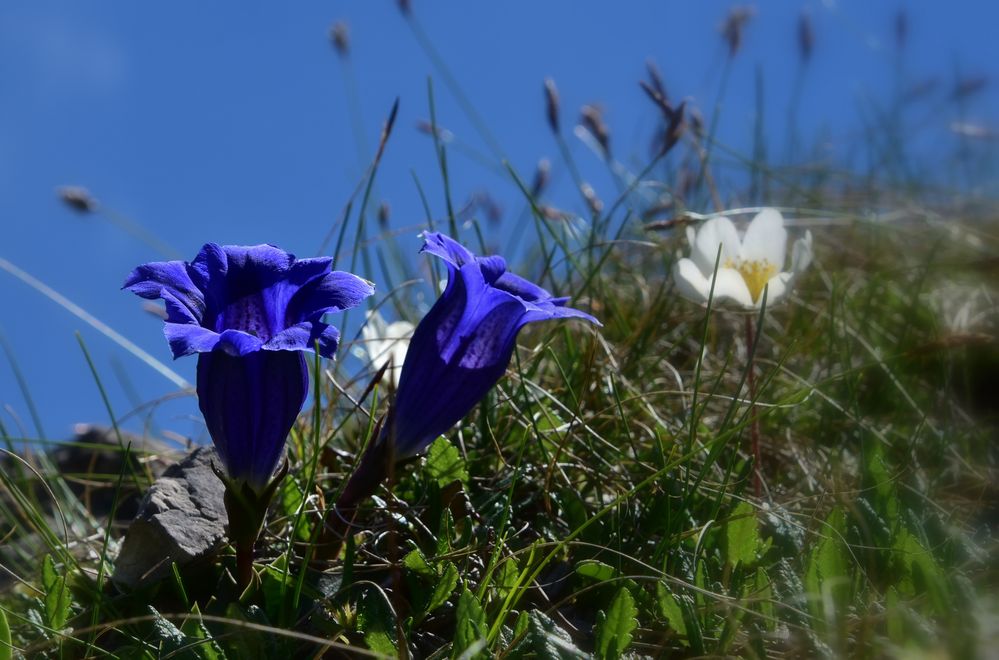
[1, 1, 995, 445]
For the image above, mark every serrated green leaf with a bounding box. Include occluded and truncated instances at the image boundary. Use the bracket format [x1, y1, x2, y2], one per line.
[180, 603, 225, 660]
[453, 588, 487, 659]
[426, 437, 468, 487]
[492, 558, 520, 600]
[427, 562, 459, 614]
[41, 555, 71, 632]
[148, 605, 187, 655]
[655, 582, 687, 637]
[805, 507, 850, 634]
[724, 501, 759, 569]
[403, 548, 436, 578]
[747, 568, 775, 631]
[512, 610, 529, 640]
[893, 528, 950, 614]
[575, 560, 618, 582]
[508, 610, 587, 659]
[358, 587, 397, 656]
[260, 555, 292, 623]
[595, 587, 638, 660]
[0, 608, 12, 660]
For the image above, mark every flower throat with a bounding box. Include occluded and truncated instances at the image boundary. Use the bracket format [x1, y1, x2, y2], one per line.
[725, 258, 777, 303]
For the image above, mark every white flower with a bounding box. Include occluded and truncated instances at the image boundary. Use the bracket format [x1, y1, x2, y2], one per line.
[353, 311, 415, 388]
[673, 208, 813, 309]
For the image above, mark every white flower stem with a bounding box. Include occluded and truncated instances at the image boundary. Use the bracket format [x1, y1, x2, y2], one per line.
[745, 313, 762, 498]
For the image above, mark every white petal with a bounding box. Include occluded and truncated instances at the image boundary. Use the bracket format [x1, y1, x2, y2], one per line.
[384, 320, 416, 339]
[741, 208, 787, 270]
[790, 230, 813, 276]
[760, 273, 790, 306]
[673, 258, 711, 303]
[711, 268, 756, 308]
[691, 216, 741, 275]
[362, 310, 388, 342]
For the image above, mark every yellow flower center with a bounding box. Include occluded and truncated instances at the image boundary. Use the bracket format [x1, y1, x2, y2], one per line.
[725, 258, 777, 303]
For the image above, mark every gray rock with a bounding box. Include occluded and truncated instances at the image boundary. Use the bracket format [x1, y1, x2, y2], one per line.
[53, 424, 174, 521]
[112, 446, 228, 589]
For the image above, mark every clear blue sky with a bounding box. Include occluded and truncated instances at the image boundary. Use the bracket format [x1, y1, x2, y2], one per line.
[1, 1, 995, 445]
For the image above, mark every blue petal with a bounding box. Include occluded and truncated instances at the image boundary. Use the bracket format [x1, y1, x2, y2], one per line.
[123, 260, 205, 323]
[285, 271, 375, 323]
[494, 271, 552, 303]
[216, 329, 265, 356]
[196, 350, 307, 491]
[522, 304, 601, 327]
[164, 323, 221, 358]
[475, 255, 507, 284]
[264, 322, 340, 359]
[420, 232, 476, 268]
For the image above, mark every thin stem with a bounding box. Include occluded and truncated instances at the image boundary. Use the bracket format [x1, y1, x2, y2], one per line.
[236, 540, 253, 591]
[745, 314, 761, 498]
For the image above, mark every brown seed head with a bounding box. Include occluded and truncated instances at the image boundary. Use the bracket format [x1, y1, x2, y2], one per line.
[416, 120, 453, 142]
[952, 76, 988, 100]
[580, 105, 610, 155]
[539, 205, 571, 222]
[378, 202, 391, 229]
[798, 11, 814, 63]
[894, 9, 908, 52]
[57, 185, 98, 213]
[580, 183, 603, 216]
[543, 78, 560, 134]
[720, 5, 755, 58]
[530, 158, 551, 198]
[330, 21, 350, 57]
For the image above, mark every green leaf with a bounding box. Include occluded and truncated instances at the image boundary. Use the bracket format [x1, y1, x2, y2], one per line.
[655, 582, 687, 637]
[260, 554, 292, 623]
[358, 587, 397, 656]
[595, 587, 638, 660]
[41, 555, 71, 632]
[452, 588, 487, 659]
[148, 605, 187, 655]
[575, 560, 618, 582]
[427, 562, 459, 614]
[893, 527, 950, 614]
[804, 507, 850, 634]
[403, 548, 436, 578]
[0, 608, 12, 660]
[492, 558, 520, 600]
[508, 610, 587, 659]
[180, 603, 225, 660]
[747, 568, 775, 631]
[723, 501, 759, 569]
[425, 437, 468, 487]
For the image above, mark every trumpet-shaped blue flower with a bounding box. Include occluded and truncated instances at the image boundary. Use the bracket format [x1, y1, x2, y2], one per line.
[124, 243, 374, 491]
[390, 232, 600, 458]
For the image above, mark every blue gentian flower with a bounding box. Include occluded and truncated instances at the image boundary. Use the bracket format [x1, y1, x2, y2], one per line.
[124, 243, 374, 491]
[391, 232, 600, 458]
[321, 233, 599, 556]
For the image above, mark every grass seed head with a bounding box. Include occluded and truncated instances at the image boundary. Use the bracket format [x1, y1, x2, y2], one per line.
[330, 21, 350, 58]
[57, 185, 98, 213]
